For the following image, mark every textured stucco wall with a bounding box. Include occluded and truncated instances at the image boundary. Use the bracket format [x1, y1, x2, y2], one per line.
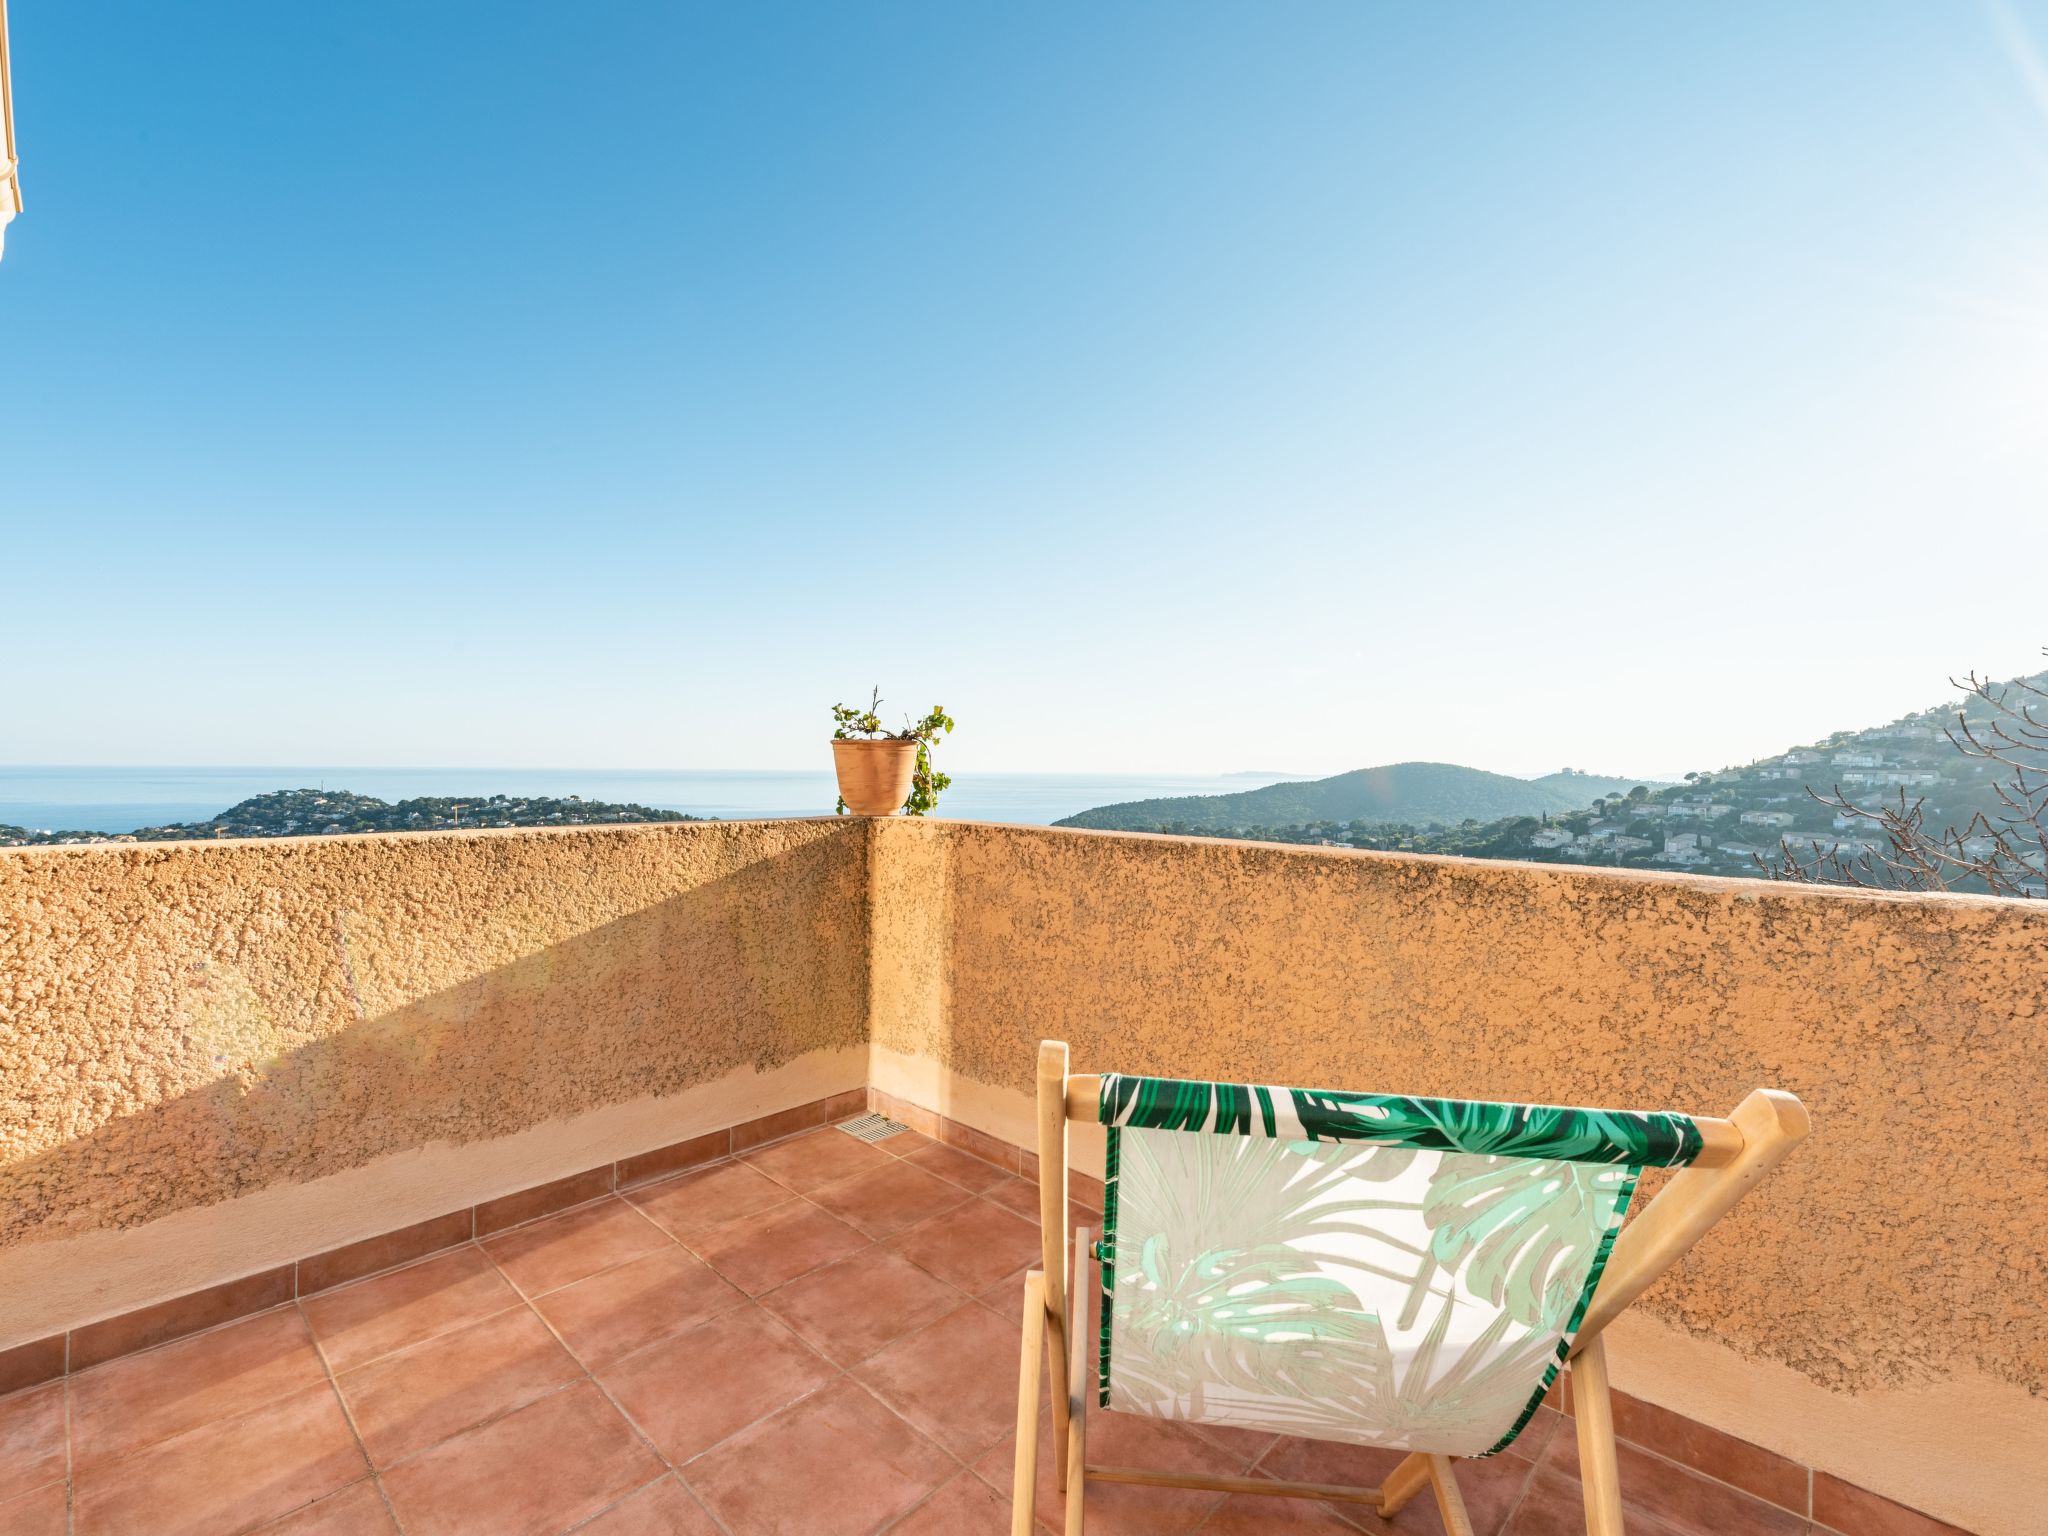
[870, 818, 2048, 1534]
[0, 819, 868, 1253]
[5, 812, 2043, 1529]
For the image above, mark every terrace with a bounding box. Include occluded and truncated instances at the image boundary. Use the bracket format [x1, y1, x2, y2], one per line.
[1, 817, 2040, 1535]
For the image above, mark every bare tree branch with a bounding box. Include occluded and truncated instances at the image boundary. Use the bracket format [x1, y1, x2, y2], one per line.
[1760, 650, 2048, 899]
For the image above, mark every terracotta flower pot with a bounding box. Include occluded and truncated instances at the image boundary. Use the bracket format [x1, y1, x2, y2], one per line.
[831, 738, 918, 816]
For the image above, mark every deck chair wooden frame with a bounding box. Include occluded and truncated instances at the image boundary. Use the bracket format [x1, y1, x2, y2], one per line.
[1011, 1039, 1808, 1536]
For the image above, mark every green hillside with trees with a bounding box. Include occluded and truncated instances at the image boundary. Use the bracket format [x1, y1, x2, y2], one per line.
[1055, 664, 2046, 899]
[1, 789, 698, 847]
[1054, 762, 1654, 833]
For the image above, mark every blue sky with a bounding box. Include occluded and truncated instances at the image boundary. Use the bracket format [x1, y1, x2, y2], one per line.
[3, 3, 2045, 777]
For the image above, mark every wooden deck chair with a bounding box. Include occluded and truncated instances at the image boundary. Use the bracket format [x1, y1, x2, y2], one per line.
[1011, 1040, 1808, 1535]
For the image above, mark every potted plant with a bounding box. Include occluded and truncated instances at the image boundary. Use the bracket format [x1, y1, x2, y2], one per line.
[830, 689, 956, 816]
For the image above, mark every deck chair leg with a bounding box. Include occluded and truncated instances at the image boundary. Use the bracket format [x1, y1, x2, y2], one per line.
[1065, 1227, 1091, 1536]
[1425, 1455, 1476, 1536]
[1012, 1272, 1047, 1536]
[1377, 1452, 1431, 1517]
[1039, 1042, 1074, 1494]
[1571, 1336, 1626, 1536]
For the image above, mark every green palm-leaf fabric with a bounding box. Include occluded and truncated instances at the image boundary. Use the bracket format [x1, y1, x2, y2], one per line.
[1096, 1072, 1685, 1458]
[1103, 1073, 1700, 1166]
[1421, 1156, 1631, 1329]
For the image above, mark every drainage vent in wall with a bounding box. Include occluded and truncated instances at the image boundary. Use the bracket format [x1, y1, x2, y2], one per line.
[836, 1112, 909, 1144]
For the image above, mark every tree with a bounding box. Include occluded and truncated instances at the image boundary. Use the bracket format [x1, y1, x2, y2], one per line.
[1758, 655, 2047, 899]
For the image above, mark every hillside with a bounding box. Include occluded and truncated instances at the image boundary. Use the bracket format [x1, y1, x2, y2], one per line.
[1, 788, 700, 847]
[1087, 667, 2047, 897]
[1054, 762, 1653, 833]
[1526, 770, 1654, 801]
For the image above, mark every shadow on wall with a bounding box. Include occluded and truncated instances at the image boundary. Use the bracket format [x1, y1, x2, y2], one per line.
[1, 840, 868, 1249]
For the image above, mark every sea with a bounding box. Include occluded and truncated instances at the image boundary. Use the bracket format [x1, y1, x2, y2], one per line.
[0, 766, 1297, 835]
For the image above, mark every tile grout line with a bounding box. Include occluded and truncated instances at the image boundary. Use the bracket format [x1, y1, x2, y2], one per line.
[296, 1297, 407, 1535]
[313, 1241, 533, 1373]
[35, 1114, 1917, 1536]
[54, 1128, 1053, 1536]
[0, 1113, 963, 1407]
[545, 1156, 1029, 1526]
[63, 1368, 74, 1536]
[559, 1472, 737, 1536]
[58, 1143, 1190, 1536]
[336, 1235, 600, 1480]
[189, 1134, 1024, 1525]
[552, 1474, 674, 1535]
[473, 1231, 770, 1534]
[544, 1298, 813, 1530]
[1520, 1425, 1816, 1536]
[19, 1095, 845, 1398]
[1572, 1413, 1822, 1527]
[1492, 1442, 1543, 1536]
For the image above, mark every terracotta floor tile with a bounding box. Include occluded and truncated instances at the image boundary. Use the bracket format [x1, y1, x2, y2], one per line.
[0, 1380, 66, 1500]
[757, 1244, 968, 1366]
[1415, 1452, 1542, 1536]
[0, 1334, 66, 1399]
[685, 1378, 955, 1536]
[535, 1245, 746, 1367]
[1256, 1435, 1533, 1536]
[1094, 1407, 1272, 1477]
[1608, 1391, 1808, 1512]
[874, 1125, 938, 1156]
[252, 1478, 399, 1533]
[900, 1139, 1016, 1194]
[740, 1127, 896, 1193]
[1198, 1491, 1370, 1534]
[731, 1101, 831, 1153]
[942, 1120, 1024, 1175]
[1542, 1428, 1806, 1536]
[976, 1262, 1040, 1314]
[575, 1475, 722, 1535]
[74, 1382, 368, 1536]
[483, 1198, 673, 1298]
[807, 1158, 976, 1240]
[1503, 1463, 1689, 1536]
[1811, 1472, 1968, 1536]
[690, 1199, 869, 1294]
[71, 1304, 330, 1468]
[885, 1471, 1013, 1535]
[619, 1132, 730, 1192]
[982, 1177, 1101, 1229]
[597, 1305, 836, 1464]
[626, 1160, 799, 1240]
[476, 1169, 615, 1238]
[1178, 1419, 1279, 1467]
[300, 1211, 474, 1297]
[1500, 1406, 1564, 1465]
[0, 1480, 67, 1536]
[856, 1300, 1026, 1459]
[379, 1380, 663, 1536]
[890, 1198, 1042, 1291]
[70, 1265, 295, 1371]
[302, 1246, 523, 1373]
[335, 1305, 583, 1467]
[980, 1406, 1237, 1536]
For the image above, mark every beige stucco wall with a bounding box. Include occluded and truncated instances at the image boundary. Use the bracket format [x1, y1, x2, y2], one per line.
[0, 819, 869, 1335]
[4, 813, 2043, 1529]
[870, 818, 2048, 1535]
